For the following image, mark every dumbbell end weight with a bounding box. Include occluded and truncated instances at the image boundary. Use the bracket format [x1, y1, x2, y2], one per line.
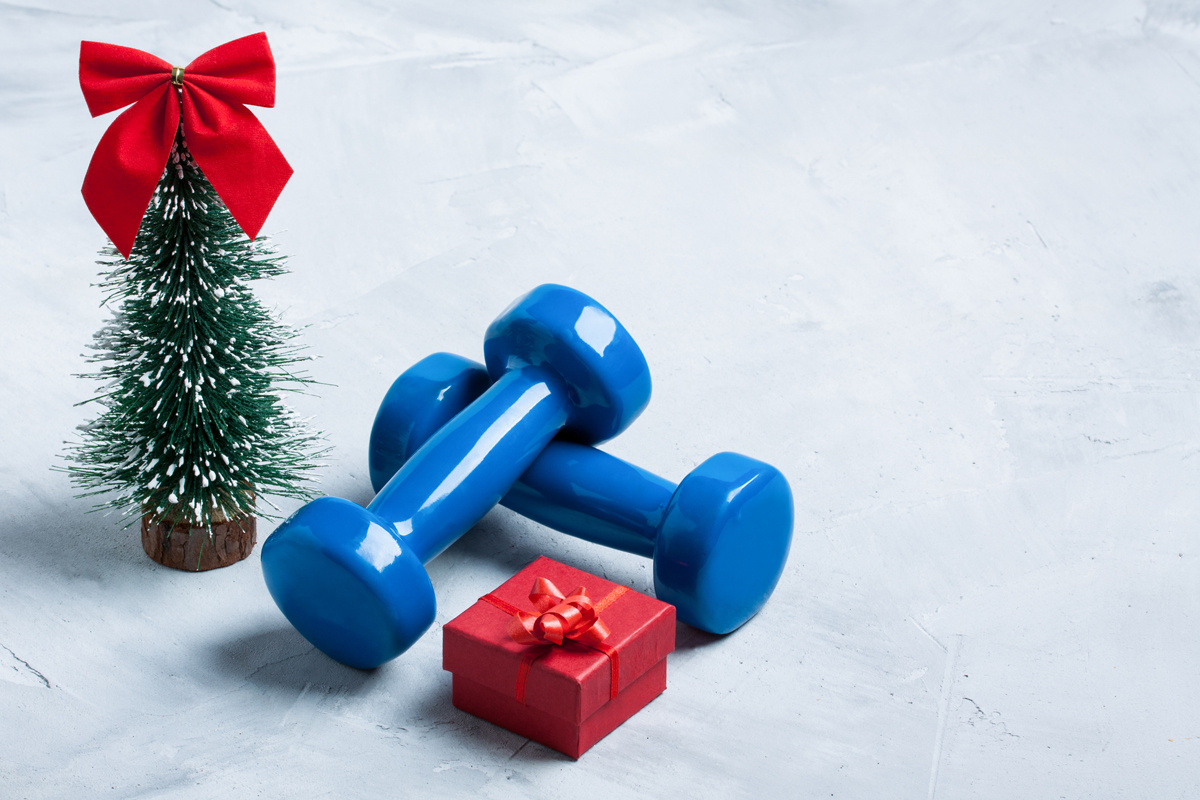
[260, 497, 436, 669]
[655, 452, 793, 634]
[368, 352, 492, 494]
[484, 284, 651, 445]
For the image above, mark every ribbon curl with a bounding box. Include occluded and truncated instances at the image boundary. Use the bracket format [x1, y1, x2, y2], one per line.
[481, 578, 629, 704]
[79, 33, 292, 257]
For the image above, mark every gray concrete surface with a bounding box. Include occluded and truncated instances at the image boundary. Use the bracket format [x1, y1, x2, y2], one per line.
[2, 2, 1197, 797]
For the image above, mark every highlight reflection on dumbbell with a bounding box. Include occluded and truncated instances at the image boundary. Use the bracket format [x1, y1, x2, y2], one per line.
[369, 353, 794, 635]
[261, 285, 652, 669]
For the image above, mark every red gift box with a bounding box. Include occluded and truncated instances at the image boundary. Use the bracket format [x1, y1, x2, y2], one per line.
[443, 556, 676, 759]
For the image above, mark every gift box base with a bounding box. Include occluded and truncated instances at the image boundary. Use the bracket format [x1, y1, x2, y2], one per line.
[452, 657, 667, 759]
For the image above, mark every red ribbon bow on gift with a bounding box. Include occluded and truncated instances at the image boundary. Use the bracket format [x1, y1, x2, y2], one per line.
[481, 578, 628, 704]
[506, 577, 613, 647]
[78, 33, 292, 257]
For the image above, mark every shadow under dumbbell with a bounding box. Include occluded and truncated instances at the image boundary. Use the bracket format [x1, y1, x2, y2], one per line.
[339, 482, 376, 511]
[673, 621, 724, 652]
[209, 622, 386, 694]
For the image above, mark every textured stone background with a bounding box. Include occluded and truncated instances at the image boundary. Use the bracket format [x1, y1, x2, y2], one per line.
[2, 1, 1197, 797]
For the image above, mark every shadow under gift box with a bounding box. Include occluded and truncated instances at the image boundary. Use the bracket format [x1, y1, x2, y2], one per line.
[443, 556, 676, 759]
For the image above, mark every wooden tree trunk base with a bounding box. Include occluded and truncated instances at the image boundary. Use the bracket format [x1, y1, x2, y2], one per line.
[141, 515, 257, 572]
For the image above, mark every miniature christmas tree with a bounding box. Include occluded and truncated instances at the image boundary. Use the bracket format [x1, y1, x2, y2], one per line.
[68, 34, 322, 570]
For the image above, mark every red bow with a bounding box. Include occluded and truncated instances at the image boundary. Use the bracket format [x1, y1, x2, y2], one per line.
[506, 578, 612, 647]
[78, 33, 292, 257]
[481, 578, 628, 704]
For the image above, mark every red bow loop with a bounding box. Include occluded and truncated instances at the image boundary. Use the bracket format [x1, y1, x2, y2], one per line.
[79, 41, 172, 117]
[528, 577, 566, 613]
[184, 34, 276, 108]
[78, 33, 291, 258]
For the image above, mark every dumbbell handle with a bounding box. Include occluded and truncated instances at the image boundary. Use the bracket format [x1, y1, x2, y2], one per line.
[373, 365, 680, 560]
[502, 441, 676, 559]
[369, 366, 570, 564]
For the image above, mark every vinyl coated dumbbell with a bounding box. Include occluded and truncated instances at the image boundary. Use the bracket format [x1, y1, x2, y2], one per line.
[368, 353, 794, 634]
[261, 285, 652, 668]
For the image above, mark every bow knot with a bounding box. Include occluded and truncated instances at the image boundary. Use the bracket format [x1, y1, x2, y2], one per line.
[505, 578, 611, 647]
[78, 33, 292, 257]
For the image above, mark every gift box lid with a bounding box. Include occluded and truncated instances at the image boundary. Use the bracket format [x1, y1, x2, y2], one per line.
[443, 556, 676, 725]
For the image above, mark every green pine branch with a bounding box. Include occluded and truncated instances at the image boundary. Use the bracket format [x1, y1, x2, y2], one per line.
[66, 129, 327, 529]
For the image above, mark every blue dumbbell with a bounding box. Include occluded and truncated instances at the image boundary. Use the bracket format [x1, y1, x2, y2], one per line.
[368, 353, 794, 635]
[261, 285, 651, 668]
